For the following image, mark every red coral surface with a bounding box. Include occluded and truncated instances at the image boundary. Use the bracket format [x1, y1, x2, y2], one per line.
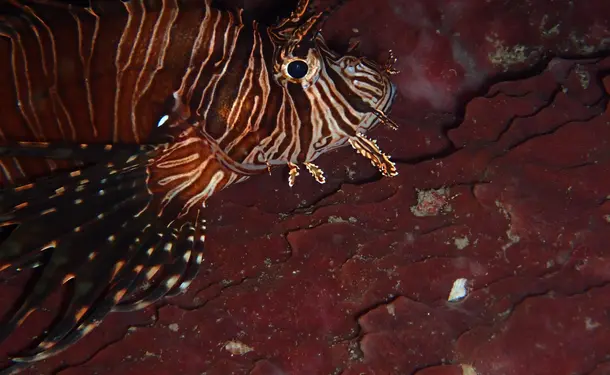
[1, 0, 610, 374]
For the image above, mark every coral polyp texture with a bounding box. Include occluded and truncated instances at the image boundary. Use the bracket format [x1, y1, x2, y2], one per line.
[1, 0, 610, 374]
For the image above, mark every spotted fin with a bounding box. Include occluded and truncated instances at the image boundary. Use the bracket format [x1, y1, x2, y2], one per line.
[0, 141, 207, 370]
[0, 143, 152, 341]
[0, 142, 154, 163]
[112, 219, 201, 312]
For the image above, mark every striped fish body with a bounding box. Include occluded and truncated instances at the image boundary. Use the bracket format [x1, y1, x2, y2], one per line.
[0, 0, 399, 371]
[0, 0, 397, 186]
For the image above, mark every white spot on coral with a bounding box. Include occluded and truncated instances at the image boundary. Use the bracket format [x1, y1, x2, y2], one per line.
[327, 216, 358, 224]
[411, 187, 451, 217]
[585, 317, 601, 331]
[462, 364, 478, 375]
[454, 236, 470, 250]
[539, 15, 560, 38]
[486, 33, 540, 71]
[502, 229, 521, 251]
[568, 31, 610, 54]
[386, 304, 396, 317]
[448, 278, 469, 302]
[224, 340, 254, 355]
[574, 65, 590, 89]
[168, 323, 179, 332]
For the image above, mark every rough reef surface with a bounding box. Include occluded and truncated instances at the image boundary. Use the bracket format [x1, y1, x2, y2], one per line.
[1, 0, 610, 374]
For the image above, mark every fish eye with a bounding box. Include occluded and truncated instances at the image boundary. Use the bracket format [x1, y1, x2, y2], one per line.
[286, 60, 309, 79]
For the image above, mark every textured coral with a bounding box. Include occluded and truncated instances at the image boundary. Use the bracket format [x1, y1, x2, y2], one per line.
[1, 0, 610, 374]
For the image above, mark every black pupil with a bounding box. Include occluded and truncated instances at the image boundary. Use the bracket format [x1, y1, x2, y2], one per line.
[287, 60, 308, 79]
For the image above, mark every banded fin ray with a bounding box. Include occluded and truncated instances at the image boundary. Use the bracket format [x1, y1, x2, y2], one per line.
[11, 218, 165, 362]
[0, 141, 207, 368]
[0, 119, 230, 372]
[0, 145, 152, 221]
[165, 211, 206, 298]
[113, 219, 197, 312]
[0, 148, 153, 275]
[0, 142, 154, 163]
[0, 143, 155, 344]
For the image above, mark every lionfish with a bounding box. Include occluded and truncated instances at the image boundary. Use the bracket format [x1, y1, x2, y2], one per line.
[0, 0, 399, 372]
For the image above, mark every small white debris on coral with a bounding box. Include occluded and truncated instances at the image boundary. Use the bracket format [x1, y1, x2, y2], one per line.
[327, 216, 358, 224]
[502, 228, 521, 251]
[454, 236, 470, 250]
[224, 340, 254, 355]
[386, 303, 396, 317]
[411, 187, 451, 217]
[585, 317, 601, 331]
[448, 278, 469, 302]
[462, 364, 478, 375]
